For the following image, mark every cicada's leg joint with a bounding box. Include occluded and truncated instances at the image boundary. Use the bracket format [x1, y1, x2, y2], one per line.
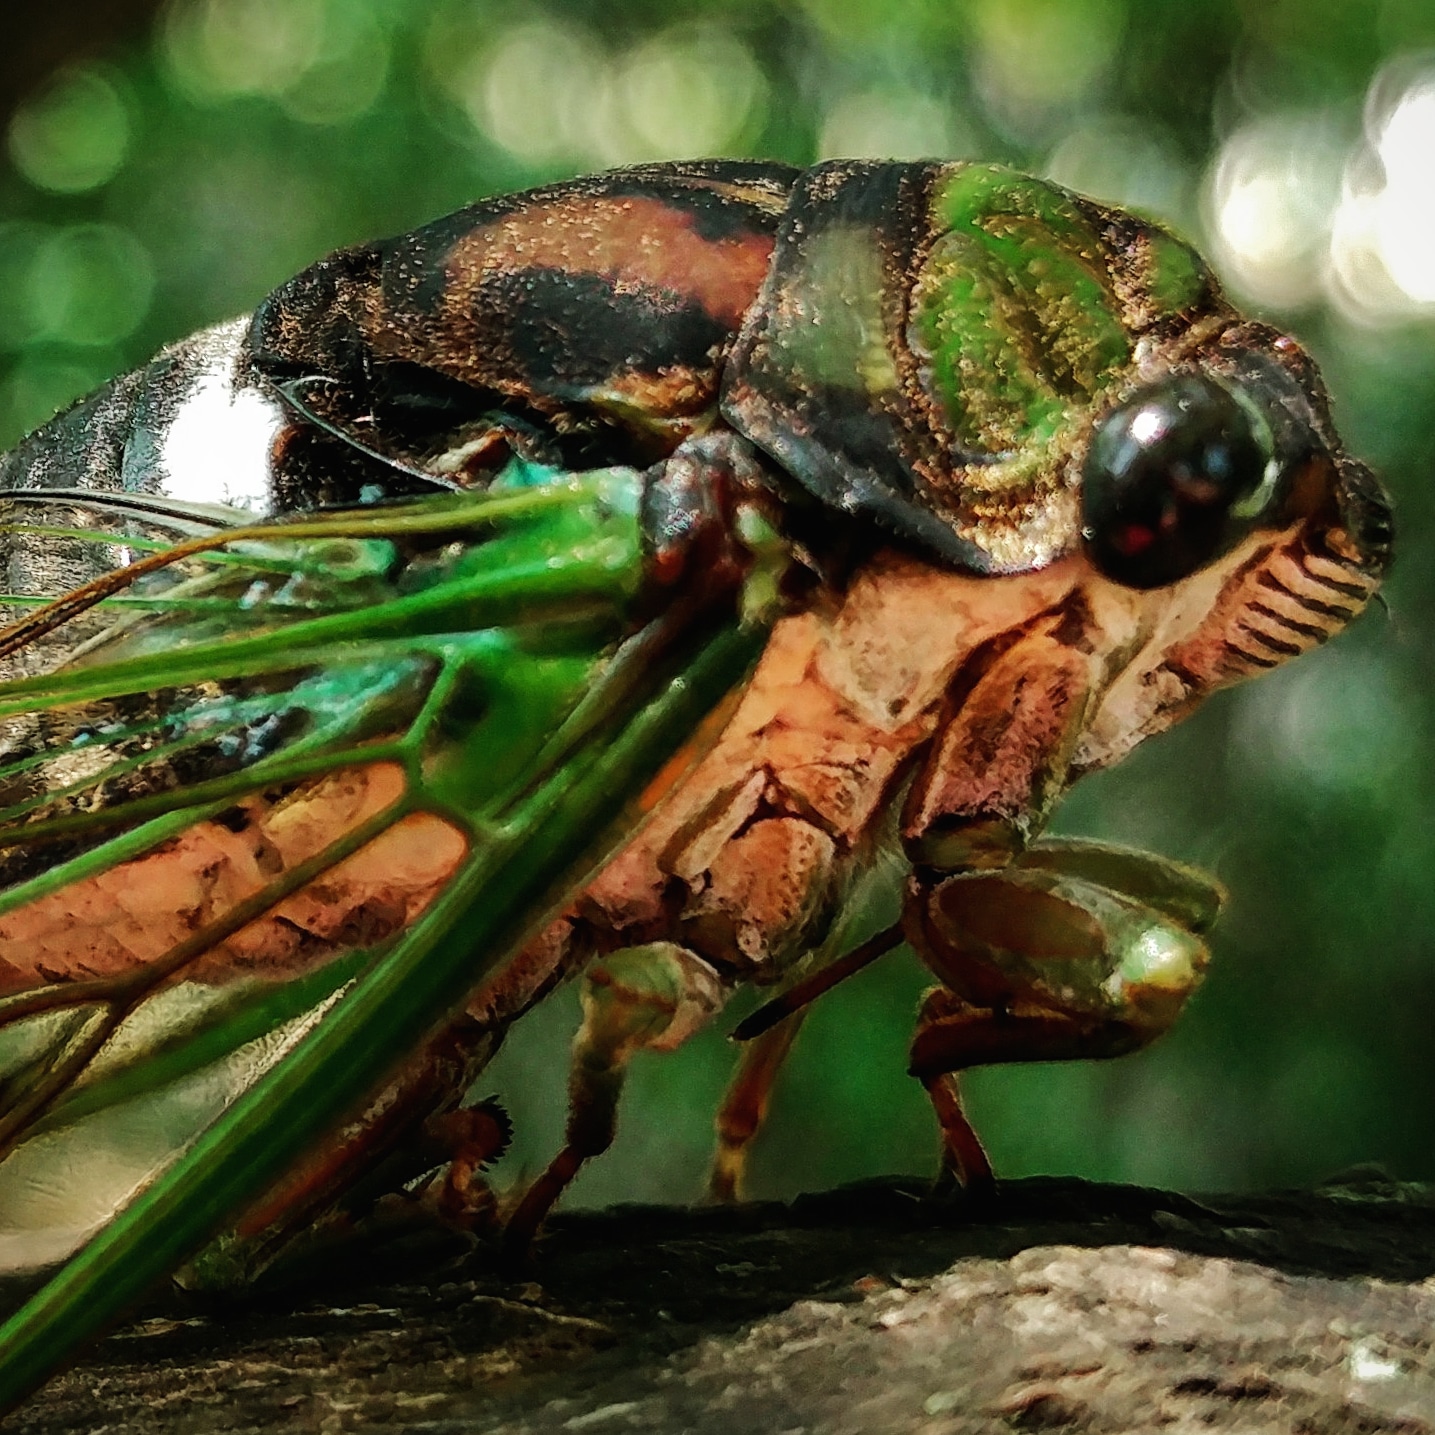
[504, 943, 724, 1253]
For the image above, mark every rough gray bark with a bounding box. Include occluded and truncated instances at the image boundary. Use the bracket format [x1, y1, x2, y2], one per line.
[9, 1172, 1435, 1433]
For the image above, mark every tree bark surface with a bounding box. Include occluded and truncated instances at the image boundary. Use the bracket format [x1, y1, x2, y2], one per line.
[8, 1173, 1435, 1434]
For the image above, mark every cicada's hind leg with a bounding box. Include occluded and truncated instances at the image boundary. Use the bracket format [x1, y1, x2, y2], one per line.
[707, 1011, 807, 1203]
[177, 1015, 514, 1293]
[503, 943, 723, 1254]
[902, 841, 1226, 1196]
[911, 987, 1108, 1198]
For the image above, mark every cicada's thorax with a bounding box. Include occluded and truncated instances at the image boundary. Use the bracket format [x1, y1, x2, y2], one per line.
[512, 501, 1381, 1014]
[246, 160, 797, 490]
[0, 160, 796, 657]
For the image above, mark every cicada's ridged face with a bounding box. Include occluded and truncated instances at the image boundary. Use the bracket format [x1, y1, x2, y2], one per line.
[1064, 319, 1392, 775]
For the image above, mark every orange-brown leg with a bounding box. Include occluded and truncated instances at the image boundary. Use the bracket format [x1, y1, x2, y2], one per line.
[924, 1072, 995, 1195]
[912, 987, 1001, 1195]
[708, 1010, 807, 1202]
[910, 985, 1132, 1195]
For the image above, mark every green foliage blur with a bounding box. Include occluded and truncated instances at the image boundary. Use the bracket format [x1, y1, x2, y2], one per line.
[2, 0, 1434, 1206]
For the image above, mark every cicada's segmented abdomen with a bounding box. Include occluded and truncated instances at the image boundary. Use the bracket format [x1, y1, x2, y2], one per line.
[248, 160, 798, 494]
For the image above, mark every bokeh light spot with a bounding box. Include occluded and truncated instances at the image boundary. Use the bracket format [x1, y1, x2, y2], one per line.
[277, 19, 390, 127]
[161, 0, 325, 101]
[1045, 116, 1188, 222]
[7, 68, 131, 194]
[0, 225, 50, 350]
[465, 19, 606, 166]
[973, 0, 1122, 130]
[1204, 112, 1346, 310]
[1327, 61, 1435, 322]
[450, 20, 766, 169]
[614, 28, 766, 162]
[818, 89, 963, 160]
[1372, 76, 1435, 303]
[24, 226, 155, 348]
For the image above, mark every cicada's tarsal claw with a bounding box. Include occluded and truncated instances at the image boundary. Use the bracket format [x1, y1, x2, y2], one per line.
[503, 944, 723, 1259]
[422, 1098, 513, 1228]
[922, 1062, 996, 1200]
[902, 839, 1224, 1194]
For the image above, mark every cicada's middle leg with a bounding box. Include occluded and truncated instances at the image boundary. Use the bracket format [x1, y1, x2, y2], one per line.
[502, 943, 724, 1254]
[708, 1011, 807, 1203]
[901, 840, 1225, 1192]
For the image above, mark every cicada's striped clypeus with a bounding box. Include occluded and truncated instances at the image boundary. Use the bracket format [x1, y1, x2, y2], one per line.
[0, 159, 1391, 1410]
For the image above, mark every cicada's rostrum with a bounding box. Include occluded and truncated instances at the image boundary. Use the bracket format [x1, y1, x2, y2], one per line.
[0, 160, 1390, 1410]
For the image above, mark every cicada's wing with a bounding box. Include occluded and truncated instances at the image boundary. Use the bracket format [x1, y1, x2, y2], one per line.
[0, 472, 644, 1190]
[0, 466, 780, 1413]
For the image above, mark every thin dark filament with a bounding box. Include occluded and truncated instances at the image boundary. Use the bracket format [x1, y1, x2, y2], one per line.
[730, 924, 904, 1042]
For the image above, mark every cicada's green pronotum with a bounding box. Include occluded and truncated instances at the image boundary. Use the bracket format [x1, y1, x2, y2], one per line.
[0, 160, 1390, 1412]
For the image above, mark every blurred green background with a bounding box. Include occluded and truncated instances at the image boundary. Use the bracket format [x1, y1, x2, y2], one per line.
[2, 0, 1433, 1206]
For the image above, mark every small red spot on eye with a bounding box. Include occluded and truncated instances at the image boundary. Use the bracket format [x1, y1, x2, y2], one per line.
[1113, 524, 1156, 556]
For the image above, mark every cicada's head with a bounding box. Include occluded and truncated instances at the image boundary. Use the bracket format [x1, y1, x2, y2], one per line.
[724, 158, 1390, 842]
[726, 160, 1387, 583]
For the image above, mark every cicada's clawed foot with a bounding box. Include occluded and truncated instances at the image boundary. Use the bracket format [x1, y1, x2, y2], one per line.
[922, 1067, 996, 1199]
[423, 1099, 513, 1228]
[503, 943, 723, 1258]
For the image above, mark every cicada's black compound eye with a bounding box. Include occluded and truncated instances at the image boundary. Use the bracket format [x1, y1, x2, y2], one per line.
[1081, 373, 1278, 589]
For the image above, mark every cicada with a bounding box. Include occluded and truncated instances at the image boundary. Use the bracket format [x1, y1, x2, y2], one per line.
[0, 160, 1391, 1410]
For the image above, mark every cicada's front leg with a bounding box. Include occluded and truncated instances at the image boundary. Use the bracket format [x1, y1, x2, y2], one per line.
[898, 605, 1104, 874]
[902, 841, 1225, 1192]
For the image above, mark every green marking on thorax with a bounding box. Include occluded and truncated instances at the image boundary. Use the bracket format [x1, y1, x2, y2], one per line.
[909, 164, 1131, 454]
[1143, 230, 1208, 317]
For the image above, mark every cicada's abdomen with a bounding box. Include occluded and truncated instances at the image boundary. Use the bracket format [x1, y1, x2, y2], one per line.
[248, 160, 797, 486]
[0, 318, 291, 682]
